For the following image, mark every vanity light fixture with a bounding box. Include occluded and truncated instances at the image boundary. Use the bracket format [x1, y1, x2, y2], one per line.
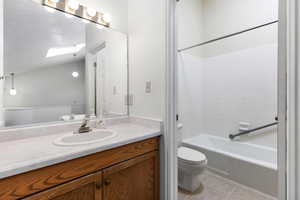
[102, 13, 112, 23]
[87, 8, 96, 17]
[9, 73, 17, 96]
[68, 0, 79, 11]
[43, 0, 110, 27]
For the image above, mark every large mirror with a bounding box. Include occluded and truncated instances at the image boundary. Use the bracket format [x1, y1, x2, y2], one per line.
[2, 0, 128, 127]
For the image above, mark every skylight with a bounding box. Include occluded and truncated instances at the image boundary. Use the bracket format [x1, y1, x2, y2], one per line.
[46, 43, 85, 58]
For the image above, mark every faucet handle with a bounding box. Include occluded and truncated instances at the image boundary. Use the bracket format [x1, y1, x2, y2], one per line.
[97, 119, 106, 129]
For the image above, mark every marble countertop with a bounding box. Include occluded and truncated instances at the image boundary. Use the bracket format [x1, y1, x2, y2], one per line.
[0, 118, 162, 179]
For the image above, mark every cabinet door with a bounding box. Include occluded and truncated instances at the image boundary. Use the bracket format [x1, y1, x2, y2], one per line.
[103, 151, 159, 200]
[24, 171, 102, 200]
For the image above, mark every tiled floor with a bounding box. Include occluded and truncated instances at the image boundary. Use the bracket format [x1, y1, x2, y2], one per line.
[178, 171, 277, 200]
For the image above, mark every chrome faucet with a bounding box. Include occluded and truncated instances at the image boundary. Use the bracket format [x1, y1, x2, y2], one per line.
[77, 115, 92, 134]
[96, 119, 106, 129]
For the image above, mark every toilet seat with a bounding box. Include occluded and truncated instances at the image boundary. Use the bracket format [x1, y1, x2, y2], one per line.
[178, 147, 207, 165]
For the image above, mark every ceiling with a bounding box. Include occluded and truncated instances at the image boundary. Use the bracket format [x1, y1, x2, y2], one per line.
[4, 0, 87, 74]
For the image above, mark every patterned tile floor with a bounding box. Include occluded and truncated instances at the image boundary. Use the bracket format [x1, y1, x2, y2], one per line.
[178, 171, 277, 200]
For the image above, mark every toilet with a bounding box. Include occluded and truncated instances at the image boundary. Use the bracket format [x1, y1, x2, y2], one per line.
[177, 124, 207, 192]
[178, 146, 207, 192]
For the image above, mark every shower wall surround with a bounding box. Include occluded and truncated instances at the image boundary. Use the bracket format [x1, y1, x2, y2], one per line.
[178, 43, 277, 148]
[178, 0, 278, 148]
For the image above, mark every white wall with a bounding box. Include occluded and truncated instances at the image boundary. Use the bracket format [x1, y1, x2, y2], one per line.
[178, 0, 278, 148]
[202, 0, 278, 41]
[86, 25, 128, 118]
[177, 0, 203, 49]
[128, 0, 165, 119]
[100, 31, 127, 116]
[201, 0, 278, 57]
[178, 0, 278, 57]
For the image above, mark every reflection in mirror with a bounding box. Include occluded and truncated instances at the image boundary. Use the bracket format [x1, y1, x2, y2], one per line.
[3, 0, 128, 128]
[86, 25, 128, 119]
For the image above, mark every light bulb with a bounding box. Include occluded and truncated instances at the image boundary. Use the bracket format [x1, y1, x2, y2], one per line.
[72, 71, 79, 78]
[50, 0, 60, 3]
[102, 13, 111, 23]
[9, 88, 17, 96]
[68, 0, 79, 10]
[87, 8, 96, 17]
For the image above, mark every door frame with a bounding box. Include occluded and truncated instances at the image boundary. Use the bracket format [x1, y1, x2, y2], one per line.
[165, 0, 291, 200]
[278, 0, 287, 199]
[165, 0, 178, 199]
[283, 0, 300, 199]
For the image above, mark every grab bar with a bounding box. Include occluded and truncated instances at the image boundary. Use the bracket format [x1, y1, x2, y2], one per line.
[229, 121, 278, 140]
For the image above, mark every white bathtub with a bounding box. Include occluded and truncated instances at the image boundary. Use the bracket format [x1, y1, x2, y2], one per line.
[182, 134, 278, 197]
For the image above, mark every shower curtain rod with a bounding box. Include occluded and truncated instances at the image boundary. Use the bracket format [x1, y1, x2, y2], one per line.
[178, 20, 278, 52]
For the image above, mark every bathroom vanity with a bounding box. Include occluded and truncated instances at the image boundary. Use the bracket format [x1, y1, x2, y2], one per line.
[0, 118, 161, 200]
[0, 138, 159, 200]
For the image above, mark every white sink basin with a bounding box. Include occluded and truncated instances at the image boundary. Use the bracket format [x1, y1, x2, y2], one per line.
[53, 129, 117, 146]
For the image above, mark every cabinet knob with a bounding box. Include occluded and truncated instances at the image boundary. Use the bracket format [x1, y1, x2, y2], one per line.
[104, 179, 111, 186]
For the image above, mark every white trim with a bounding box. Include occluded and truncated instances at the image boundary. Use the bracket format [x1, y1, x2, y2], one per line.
[165, 0, 178, 199]
[278, 0, 300, 198]
[285, 0, 300, 198]
[278, 0, 288, 199]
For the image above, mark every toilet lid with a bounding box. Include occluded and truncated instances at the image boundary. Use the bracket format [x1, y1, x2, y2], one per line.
[178, 147, 207, 165]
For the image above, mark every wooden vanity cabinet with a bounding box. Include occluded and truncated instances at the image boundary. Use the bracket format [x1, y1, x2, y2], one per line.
[0, 137, 159, 200]
[25, 151, 159, 200]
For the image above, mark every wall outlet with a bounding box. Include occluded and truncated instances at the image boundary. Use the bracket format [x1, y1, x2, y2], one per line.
[239, 122, 250, 132]
[145, 81, 152, 93]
